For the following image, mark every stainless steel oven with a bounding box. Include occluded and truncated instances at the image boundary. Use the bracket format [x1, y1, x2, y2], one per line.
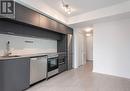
[47, 54, 59, 77]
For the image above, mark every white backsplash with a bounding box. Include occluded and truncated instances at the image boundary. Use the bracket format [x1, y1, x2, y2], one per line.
[0, 34, 57, 56]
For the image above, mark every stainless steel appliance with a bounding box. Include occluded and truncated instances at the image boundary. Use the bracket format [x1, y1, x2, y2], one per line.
[67, 34, 73, 70]
[47, 54, 59, 78]
[30, 56, 47, 85]
[58, 34, 73, 73]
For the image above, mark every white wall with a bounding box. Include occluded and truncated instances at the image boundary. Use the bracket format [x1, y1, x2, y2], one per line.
[73, 29, 87, 68]
[0, 34, 57, 56]
[93, 18, 130, 79]
[86, 35, 93, 61]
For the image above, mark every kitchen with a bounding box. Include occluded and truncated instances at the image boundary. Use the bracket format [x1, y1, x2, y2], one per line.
[0, 1, 73, 91]
[1, 0, 130, 91]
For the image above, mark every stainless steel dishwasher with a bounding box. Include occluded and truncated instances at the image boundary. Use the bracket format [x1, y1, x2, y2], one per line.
[30, 56, 47, 85]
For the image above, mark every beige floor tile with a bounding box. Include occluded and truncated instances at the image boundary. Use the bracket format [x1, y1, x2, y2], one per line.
[26, 62, 130, 91]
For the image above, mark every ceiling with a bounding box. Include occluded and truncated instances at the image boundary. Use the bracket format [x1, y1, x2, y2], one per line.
[43, 0, 129, 17]
[16, 0, 130, 26]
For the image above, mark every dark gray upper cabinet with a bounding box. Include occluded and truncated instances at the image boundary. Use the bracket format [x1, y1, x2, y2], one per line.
[50, 19, 58, 32]
[57, 35, 67, 52]
[67, 28, 73, 34]
[0, 19, 24, 35]
[0, 20, 62, 40]
[40, 15, 66, 34]
[15, 2, 73, 34]
[15, 3, 40, 27]
[58, 23, 67, 34]
[40, 15, 51, 30]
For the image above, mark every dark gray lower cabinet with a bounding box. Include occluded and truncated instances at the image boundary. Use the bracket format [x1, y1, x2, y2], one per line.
[58, 54, 67, 73]
[59, 64, 67, 73]
[0, 58, 30, 91]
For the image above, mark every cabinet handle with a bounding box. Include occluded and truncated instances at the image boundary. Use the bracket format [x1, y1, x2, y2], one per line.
[31, 58, 38, 61]
[59, 62, 65, 65]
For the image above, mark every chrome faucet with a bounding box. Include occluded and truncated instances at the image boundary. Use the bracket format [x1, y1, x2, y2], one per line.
[5, 41, 12, 56]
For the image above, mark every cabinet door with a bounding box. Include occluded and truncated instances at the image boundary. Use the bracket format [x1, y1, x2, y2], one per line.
[50, 19, 58, 32]
[0, 20, 24, 35]
[57, 23, 67, 34]
[57, 35, 67, 52]
[66, 27, 73, 34]
[40, 15, 51, 30]
[0, 58, 30, 91]
[15, 3, 40, 26]
[59, 63, 67, 73]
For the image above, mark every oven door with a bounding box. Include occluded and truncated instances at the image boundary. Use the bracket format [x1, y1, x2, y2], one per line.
[48, 57, 58, 72]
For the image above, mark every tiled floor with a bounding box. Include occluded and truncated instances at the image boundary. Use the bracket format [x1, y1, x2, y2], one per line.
[26, 62, 130, 91]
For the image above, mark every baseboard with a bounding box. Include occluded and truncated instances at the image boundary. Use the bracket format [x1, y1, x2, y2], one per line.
[93, 71, 130, 80]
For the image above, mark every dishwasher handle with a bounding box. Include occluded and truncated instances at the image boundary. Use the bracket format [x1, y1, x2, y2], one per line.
[30, 58, 38, 61]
